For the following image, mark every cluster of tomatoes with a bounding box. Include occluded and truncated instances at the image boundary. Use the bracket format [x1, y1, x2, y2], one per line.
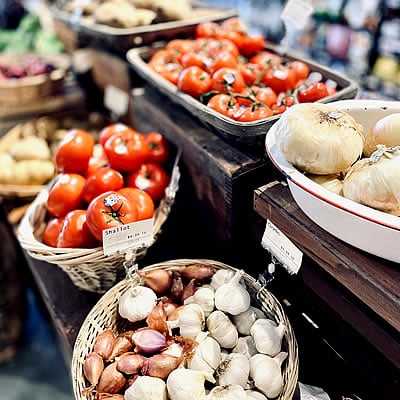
[149, 18, 336, 122]
[42, 124, 170, 249]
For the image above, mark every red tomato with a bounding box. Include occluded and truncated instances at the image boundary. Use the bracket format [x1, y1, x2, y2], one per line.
[234, 104, 273, 122]
[118, 188, 154, 221]
[177, 66, 212, 97]
[250, 51, 282, 68]
[262, 67, 297, 93]
[208, 39, 240, 58]
[196, 22, 221, 38]
[83, 167, 124, 203]
[128, 163, 170, 202]
[238, 35, 266, 57]
[207, 94, 239, 119]
[55, 130, 94, 174]
[180, 52, 208, 69]
[281, 94, 296, 107]
[216, 30, 245, 51]
[298, 82, 329, 102]
[239, 63, 265, 86]
[104, 131, 149, 173]
[149, 49, 179, 69]
[158, 63, 183, 85]
[211, 68, 246, 94]
[166, 39, 194, 55]
[47, 174, 85, 218]
[221, 18, 247, 33]
[272, 104, 287, 115]
[145, 132, 169, 164]
[87, 145, 109, 177]
[42, 218, 64, 247]
[207, 52, 238, 75]
[254, 87, 278, 108]
[99, 124, 133, 147]
[236, 87, 257, 106]
[57, 210, 98, 248]
[289, 61, 310, 82]
[86, 191, 139, 241]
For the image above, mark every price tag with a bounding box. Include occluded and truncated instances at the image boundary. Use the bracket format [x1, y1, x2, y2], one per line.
[102, 218, 154, 256]
[281, 0, 313, 30]
[261, 220, 303, 275]
[104, 85, 129, 117]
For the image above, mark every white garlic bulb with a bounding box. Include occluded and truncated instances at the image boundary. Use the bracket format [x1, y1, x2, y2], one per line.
[178, 304, 205, 339]
[210, 270, 235, 290]
[118, 286, 157, 323]
[125, 376, 167, 400]
[250, 319, 285, 356]
[188, 332, 221, 383]
[217, 353, 250, 388]
[167, 368, 207, 400]
[232, 336, 257, 359]
[221, 350, 229, 361]
[185, 287, 215, 317]
[162, 343, 184, 358]
[207, 311, 238, 349]
[310, 174, 343, 196]
[250, 352, 287, 398]
[232, 307, 266, 336]
[207, 385, 247, 400]
[214, 271, 250, 316]
[245, 390, 268, 400]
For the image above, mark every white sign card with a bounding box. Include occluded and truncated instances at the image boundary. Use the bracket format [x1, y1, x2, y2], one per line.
[104, 85, 129, 117]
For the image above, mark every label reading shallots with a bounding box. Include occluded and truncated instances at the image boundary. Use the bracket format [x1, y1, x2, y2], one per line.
[102, 218, 154, 256]
[262, 220, 303, 275]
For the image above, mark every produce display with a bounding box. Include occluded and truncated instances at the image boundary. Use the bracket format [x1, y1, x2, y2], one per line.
[82, 266, 288, 399]
[0, 55, 55, 80]
[63, 0, 192, 29]
[41, 124, 170, 248]
[148, 18, 337, 122]
[275, 103, 400, 216]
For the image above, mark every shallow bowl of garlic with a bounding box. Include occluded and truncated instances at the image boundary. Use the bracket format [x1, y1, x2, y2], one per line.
[266, 99, 400, 263]
[71, 259, 299, 400]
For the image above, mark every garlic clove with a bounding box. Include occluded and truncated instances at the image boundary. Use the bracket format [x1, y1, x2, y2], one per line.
[118, 286, 157, 323]
[167, 368, 207, 400]
[250, 319, 285, 356]
[207, 311, 238, 349]
[124, 375, 167, 400]
[232, 307, 266, 336]
[245, 390, 268, 400]
[232, 336, 258, 359]
[207, 385, 247, 400]
[217, 353, 250, 388]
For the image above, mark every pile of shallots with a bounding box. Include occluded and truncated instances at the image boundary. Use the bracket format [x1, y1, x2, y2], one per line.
[82, 265, 288, 400]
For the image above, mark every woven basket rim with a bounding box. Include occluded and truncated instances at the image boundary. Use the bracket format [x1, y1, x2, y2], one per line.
[71, 258, 299, 400]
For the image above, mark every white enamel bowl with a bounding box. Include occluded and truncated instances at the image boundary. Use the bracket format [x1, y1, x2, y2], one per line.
[266, 100, 400, 263]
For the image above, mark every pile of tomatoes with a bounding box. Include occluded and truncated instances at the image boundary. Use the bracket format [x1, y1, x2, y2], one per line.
[42, 124, 170, 249]
[148, 18, 336, 122]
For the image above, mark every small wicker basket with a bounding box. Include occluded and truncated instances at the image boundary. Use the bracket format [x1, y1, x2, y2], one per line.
[71, 259, 299, 400]
[18, 165, 180, 293]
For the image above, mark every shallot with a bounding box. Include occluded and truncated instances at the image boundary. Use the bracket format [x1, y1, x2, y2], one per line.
[179, 264, 215, 280]
[108, 335, 132, 361]
[142, 354, 181, 379]
[170, 272, 184, 301]
[93, 329, 116, 360]
[182, 279, 197, 301]
[132, 328, 167, 354]
[97, 362, 126, 394]
[83, 352, 104, 387]
[146, 301, 169, 335]
[141, 269, 172, 295]
[116, 353, 145, 375]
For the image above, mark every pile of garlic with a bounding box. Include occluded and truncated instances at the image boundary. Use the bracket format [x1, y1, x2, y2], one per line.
[82, 266, 288, 400]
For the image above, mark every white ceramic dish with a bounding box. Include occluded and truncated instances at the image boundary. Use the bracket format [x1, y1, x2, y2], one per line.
[266, 100, 400, 263]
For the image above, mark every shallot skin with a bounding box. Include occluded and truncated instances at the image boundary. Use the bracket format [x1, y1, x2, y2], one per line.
[116, 353, 145, 375]
[141, 270, 172, 295]
[94, 329, 116, 360]
[182, 279, 197, 301]
[97, 362, 126, 394]
[108, 335, 132, 361]
[170, 272, 184, 301]
[146, 301, 168, 335]
[83, 352, 104, 386]
[179, 264, 215, 281]
[132, 328, 167, 354]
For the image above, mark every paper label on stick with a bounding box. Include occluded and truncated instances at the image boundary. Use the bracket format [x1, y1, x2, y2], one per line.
[102, 218, 154, 256]
[104, 85, 129, 117]
[262, 219, 303, 274]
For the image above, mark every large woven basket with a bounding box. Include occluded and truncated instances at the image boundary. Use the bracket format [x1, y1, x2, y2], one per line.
[72, 259, 299, 400]
[17, 166, 180, 293]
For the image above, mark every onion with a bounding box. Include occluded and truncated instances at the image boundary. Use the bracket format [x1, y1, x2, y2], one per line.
[182, 279, 197, 301]
[83, 352, 104, 387]
[108, 335, 132, 361]
[179, 264, 215, 281]
[97, 362, 126, 394]
[94, 329, 116, 360]
[142, 354, 181, 379]
[146, 301, 168, 335]
[116, 353, 145, 375]
[132, 328, 167, 354]
[171, 272, 184, 301]
[140, 269, 172, 295]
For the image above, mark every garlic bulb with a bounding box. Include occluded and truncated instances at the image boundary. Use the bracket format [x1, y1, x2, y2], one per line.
[217, 353, 250, 388]
[188, 332, 221, 382]
[214, 271, 250, 316]
[364, 113, 400, 156]
[167, 368, 207, 400]
[207, 311, 238, 349]
[207, 385, 247, 400]
[310, 174, 343, 196]
[277, 103, 364, 174]
[210, 270, 235, 290]
[250, 319, 285, 356]
[125, 376, 167, 400]
[343, 147, 400, 215]
[245, 390, 268, 400]
[232, 307, 265, 336]
[184, 287, 215, 317]
[118, 286, 157, 323]
[177, 304, 205, 339]
[162, 343, 183, 358]
[249, 353, 287, 398]
[232, 336, 257, 359]
[221, 350, 229, 361]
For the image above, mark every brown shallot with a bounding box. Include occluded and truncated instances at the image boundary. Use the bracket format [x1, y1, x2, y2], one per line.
[116, 353, 145, 375]
[146, 301, 169, 335]
[108, 335, 132, 361]
[97, 363, 126, 394]
[142, 354, 181, 379]
[94, 329, 116, 360]
[162, 300, 178, 318]
[140, 270, 172, 295]
[170, 272, 184, 301]
[96, 394, 124, 400]
[83, 352, 104, 387]
[132, 328, 167, 354]
[182, 279, 197, 302]
[179, 264, 215, 281]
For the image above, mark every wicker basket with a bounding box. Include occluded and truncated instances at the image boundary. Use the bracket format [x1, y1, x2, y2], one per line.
[17, 165, 180, 292]
[72, 259, 299, 400]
